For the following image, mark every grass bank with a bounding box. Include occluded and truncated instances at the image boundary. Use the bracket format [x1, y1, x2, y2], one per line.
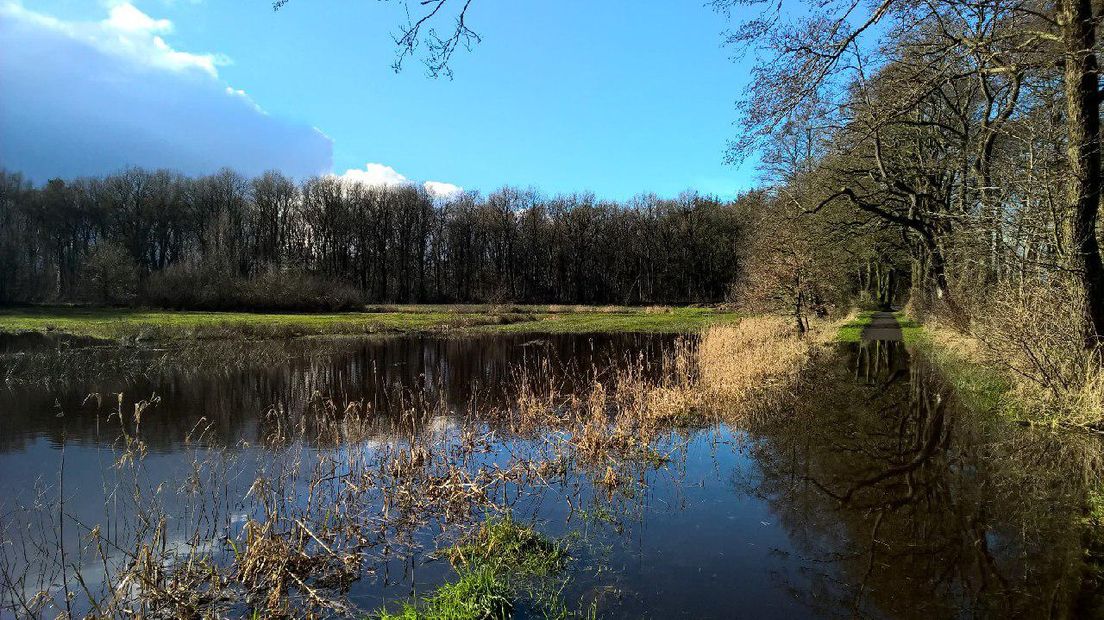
[0, 305, 740, 342]
[900, 316, 1012, 415]
[872, 310, 1100, 428]
[833, 309, 924, 343]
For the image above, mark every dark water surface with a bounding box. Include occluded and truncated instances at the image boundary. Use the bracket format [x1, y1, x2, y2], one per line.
[0, 333, 1098, 618]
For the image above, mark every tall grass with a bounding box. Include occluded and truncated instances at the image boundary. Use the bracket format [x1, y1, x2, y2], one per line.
[913, 282, 1104, 429]
[697, 317, 810, 404]
[502, 316, 815, 479]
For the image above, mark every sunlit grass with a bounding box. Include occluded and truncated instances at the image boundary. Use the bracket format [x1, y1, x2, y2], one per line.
[447, 513, 567, 576]
[482, 306, 740, 335]
[835, 310, 875, 343]
[0, 305, 740, 341]
[377, 514, 568, 620]
[377, 566, 512, 620]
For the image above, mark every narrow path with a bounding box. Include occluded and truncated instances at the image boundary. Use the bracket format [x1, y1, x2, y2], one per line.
[861, 311, 903, 342]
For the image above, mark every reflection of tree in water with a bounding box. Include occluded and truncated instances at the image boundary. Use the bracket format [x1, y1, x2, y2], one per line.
[741, 341, 1100, 618]
[0, 333, 682, 453]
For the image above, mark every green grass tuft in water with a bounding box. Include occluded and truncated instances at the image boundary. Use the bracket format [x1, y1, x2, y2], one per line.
[377, 566, 512, 620]
[448, 513, 568, 576]
[375, 514, 569, 620]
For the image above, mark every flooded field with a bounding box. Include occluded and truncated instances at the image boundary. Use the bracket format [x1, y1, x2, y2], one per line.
[1, 331, 1100, 618]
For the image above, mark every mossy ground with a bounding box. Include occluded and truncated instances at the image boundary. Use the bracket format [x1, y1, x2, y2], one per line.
[0, 305, 740, 342]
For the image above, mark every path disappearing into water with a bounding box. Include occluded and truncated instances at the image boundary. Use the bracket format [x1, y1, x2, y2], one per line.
[861, 311, 903, 342]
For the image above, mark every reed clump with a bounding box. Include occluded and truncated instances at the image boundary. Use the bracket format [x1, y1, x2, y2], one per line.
[498, 316, 814, 494]
[235, 519, 361, 616]
[602, 316, 812, 428]
[697, 316, 811, 407]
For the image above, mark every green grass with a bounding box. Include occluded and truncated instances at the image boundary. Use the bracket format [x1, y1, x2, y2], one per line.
[835, 311, 924, 344]
[479, 306, 739, 335]
[378, 566, 512, 620]
[1081, 487, 1104, 610]
[376, 514, 570, 620]
[0, 305, 740, 342]
[835, 310, 875, 343]
[447, 513, 568, 576]
[892, 312, 924, 345]
[894, 312, 1012, 415]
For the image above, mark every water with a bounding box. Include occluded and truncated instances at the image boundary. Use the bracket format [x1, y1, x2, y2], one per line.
[0, 333, 1098, 618]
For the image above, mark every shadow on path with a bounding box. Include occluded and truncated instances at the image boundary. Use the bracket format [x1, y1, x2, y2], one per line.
[861, 311, 903, 342]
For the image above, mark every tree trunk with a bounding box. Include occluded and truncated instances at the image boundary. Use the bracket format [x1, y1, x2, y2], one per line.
[1060, 0, 1104, 347]
[925, 238, 967, 326]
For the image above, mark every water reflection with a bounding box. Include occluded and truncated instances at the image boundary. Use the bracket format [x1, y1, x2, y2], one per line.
[743, 340, 1096, 618]
[1, 334, 1099, 618]
[0, 333, 678, 453]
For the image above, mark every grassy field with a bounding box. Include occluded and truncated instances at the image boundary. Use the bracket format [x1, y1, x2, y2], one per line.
[0, 305, 740, 341]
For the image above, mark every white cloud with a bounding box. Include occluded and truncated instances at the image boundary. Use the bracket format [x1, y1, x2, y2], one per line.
[0, 1, 332, 180]
[424, 180, 463, 198]
[104, 3, 171, 34]
[225, 86, 265, 113]
[0, 1, 226, 77]
[339, 163, 463, 198]
[338, 163, 410, 187]
[0, 2, 454, 190]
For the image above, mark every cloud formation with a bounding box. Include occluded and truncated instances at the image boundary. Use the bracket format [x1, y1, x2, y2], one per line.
[423, 180, 464, 198]
[0, 1, 332, 181]
[338, 163, 463, 198]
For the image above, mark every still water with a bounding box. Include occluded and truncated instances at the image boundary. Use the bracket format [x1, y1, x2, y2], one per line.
[0, 333, 1098, 618]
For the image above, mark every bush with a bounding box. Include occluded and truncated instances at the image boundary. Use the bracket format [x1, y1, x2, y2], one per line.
[967, 280, 1103, 427]
[144, 262, 363, 312]
[80, 242, 139, 304]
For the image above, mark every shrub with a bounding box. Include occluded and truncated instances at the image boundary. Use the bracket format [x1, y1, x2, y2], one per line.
[144, 262, 363, 312]
[966, 280, 1103, 427]
[80, 242, 139, 304]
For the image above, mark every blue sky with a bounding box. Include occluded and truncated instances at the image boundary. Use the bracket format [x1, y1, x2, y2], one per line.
[0, 0, 758, 200]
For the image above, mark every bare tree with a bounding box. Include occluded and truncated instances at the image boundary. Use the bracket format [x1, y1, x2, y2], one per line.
[273, 0, 479, 78]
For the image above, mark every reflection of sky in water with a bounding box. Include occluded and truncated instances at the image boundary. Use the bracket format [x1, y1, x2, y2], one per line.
[0, 335, 1098, 618]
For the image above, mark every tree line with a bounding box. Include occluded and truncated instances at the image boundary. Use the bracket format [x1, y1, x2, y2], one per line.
[0, 168, 744, 309]
[307, 0, 1103, 350]
[697, 0, 1104, 418]
[715, 0, 1104, 349]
